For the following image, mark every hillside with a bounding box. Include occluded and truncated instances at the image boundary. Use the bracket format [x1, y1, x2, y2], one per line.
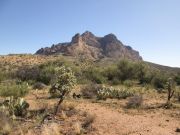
[36, 31, 142, 61]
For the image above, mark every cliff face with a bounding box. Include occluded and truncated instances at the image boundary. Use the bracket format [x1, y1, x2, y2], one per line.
[36, 31, 142, 61]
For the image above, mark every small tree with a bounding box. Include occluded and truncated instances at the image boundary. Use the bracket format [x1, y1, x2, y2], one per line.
[166, 78, 175, 105]
[50, 66, 76, 115]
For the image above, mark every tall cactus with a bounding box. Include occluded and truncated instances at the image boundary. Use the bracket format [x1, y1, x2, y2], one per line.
[166, 78, 175, 104]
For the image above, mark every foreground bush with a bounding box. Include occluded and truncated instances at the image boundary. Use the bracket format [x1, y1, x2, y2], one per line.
[0, 80, 29, 98]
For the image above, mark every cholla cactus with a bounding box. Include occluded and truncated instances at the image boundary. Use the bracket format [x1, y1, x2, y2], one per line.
[50, 66, 76, 115]
[166, 78, 175, 104]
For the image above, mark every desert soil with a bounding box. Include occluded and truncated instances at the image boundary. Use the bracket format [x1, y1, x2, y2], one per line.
[77, 101, 180, 135]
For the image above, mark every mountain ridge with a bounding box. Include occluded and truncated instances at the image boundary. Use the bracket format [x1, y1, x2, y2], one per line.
[35, 31, 142, 61]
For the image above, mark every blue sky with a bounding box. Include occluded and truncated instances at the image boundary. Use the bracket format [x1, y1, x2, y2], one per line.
[0, 0, 180, 67]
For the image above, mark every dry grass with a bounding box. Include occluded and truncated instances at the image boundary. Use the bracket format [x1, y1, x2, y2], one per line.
[41, 123, 61, 135]
[82, 112, 95, 129]
[73, 122, 82, 135]
[0, 111, 12, 135]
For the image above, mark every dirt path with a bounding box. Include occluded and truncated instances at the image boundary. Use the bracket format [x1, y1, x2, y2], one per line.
[77, 101, 180, 135]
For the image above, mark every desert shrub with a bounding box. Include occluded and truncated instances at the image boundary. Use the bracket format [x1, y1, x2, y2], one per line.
[81, 84, 101, 99]
[123, 80, 133, 87]
[176, 87, 180, 102]
[111, 77, 121, 85]
[151, 72, 167, 89]
[49, 66, 76, 115]
[84, 67, 107, 84]
[33, 82, 46, 90]
[133, 62, 153, 84]
[37, 64, 57, 85]
[0, 80, 29, 98]
[104, 66, 118, 81]
[117, 59, 136, 81]
[0, 71, 6, 82]
[97, 86, 134, 100]
[15, 66, 40, 82]
[175, 74, 180, 85]
[15, 64, 58, 85]
[126, 95, 143, 108]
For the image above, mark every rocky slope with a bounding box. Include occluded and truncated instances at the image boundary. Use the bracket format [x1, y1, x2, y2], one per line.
[35, 31, 142, 61]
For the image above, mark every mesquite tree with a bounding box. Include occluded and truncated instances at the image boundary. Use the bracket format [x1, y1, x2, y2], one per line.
[50, 66, 76, 115]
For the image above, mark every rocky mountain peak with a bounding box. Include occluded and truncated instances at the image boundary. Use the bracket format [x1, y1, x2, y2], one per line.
[103, 34, 118, 42]
[36, 31, 142, 61]
[71, 33, 82, 43]
[81, 31, 95, 38]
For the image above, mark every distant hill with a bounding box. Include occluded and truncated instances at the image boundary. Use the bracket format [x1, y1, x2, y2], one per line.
[35, 31, 142, 61]
[145, 61, 180, 74]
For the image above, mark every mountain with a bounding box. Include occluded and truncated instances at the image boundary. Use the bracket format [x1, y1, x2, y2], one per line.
[35, 31, 142, 61]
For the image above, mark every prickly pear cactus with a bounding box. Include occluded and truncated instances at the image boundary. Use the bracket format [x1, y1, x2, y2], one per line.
[1, 96, 29, 117]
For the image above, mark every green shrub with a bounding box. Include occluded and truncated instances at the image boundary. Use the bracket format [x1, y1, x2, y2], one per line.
[104, 66, 118, 81]
[0, 80, 29, 98]
[38, 64, 57, 85]
[175, 87, 180, 102]
[133, 62, 151, 84]
[117, 59, 135, 81]
[111, 78, 121, 85]
[123, 80, 133, 87]
[175, 74, 180, 85]
[151, 72, 167, 89]
[84, 67, 107, 84]
[0, 70, 9, 83]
